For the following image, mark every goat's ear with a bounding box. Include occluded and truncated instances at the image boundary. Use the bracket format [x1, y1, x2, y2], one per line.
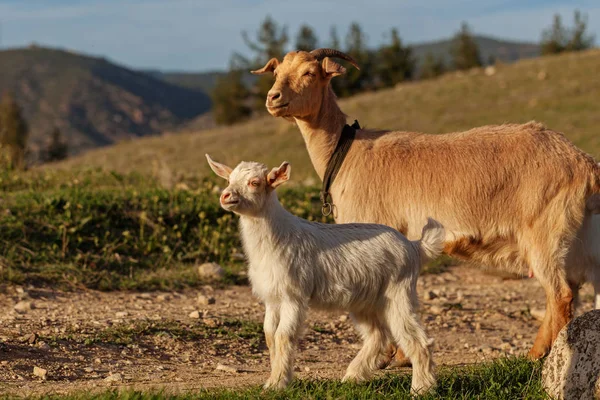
[322, 57, 346, 78]
[205, 154, 232, 180]
[267, 161, 291, 188]
[251, 58, 279, 75]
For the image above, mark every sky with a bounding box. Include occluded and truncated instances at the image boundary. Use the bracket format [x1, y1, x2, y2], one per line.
[0, 0, 598, 72]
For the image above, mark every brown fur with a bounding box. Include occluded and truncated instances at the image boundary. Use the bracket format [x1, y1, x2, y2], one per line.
[253, 50, 600, 359]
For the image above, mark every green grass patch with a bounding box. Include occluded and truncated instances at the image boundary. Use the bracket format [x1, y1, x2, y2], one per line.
[26, 357, 546, 399]
[0, 170, 450, 290]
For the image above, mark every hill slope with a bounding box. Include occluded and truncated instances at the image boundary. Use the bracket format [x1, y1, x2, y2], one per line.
[51, 49, 600, 183]
[0, 46, 211, 160]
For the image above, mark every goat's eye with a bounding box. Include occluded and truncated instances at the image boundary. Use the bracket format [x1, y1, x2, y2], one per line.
[303, 71, 314, 77]
[249, 180, 260, 187]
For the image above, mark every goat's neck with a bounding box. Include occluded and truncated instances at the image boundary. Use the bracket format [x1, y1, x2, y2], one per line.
[294, 86, 347, 180]
[238, 193, 295, 242]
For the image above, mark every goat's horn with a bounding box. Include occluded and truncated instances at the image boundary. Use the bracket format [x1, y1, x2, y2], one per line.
[310, 48, 360, 70]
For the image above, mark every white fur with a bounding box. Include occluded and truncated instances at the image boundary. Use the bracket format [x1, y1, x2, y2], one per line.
[206, 155, 444, 395]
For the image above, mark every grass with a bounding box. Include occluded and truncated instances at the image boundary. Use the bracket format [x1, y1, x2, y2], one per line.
[50, 49, 600, 182]
[23, 357, 546, 399]
[39, 319, 264, 348]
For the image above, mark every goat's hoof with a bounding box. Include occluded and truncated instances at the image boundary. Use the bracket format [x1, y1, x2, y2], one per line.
[263, 378, 289, 390]
[527, 347, 548, 360]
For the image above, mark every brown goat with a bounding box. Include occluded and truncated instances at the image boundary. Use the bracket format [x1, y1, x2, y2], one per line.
[251, 49, 600, 362]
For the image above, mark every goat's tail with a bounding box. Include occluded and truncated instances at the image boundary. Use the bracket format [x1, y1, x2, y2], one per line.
[417, 218, 446, 264]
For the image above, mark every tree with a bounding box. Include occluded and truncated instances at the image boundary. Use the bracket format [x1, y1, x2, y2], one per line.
[541, 10, 595, 55]
[450, 22, 482, 70]
[377, 28, 415, 88]
[295, 24, 318, 52]
[45, 127, 69, 162]
[420, 52, 446, 79]
[211, 66, 252, 126]
[566, 10, 595, 51]
[0, 92, 29, 170]
[327, 26, 345, 96]
[337, 22, 372, 97]
[242, 15, 289, 111]
[541, 14, 567, 55]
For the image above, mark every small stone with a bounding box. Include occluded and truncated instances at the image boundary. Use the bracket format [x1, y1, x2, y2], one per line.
[198, 262, 225, 280]
[115, 311, 128, 318]
[20, 333, 37, 344]
[429, 305, 444, 315]
[339, 315, 348, 323]
[104, 373, 123, 382]
[189, 311, 201, 319]
[203, 318, 218, 328]
[484, 66, 496, 76]
[215, 364, 238, 373]
[84, 367, 94, 373]
[197, 294, 216, 306]
[156, 294, 171, 302]
[424, 291, 438, 301]
[530, 308, 546, 321]
[33, 366, 47, 380]
[14, 301, 33, 314]
[94, 358, 102, 364]
[304, 366, 310, 372]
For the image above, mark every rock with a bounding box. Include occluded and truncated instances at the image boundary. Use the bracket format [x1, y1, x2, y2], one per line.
[339, 314, 348, 323]
[429, 305, 444, 315]
[104, 373, 123, 383]
[14, 301, 33, 314]
[156, 294, 171, 302]
[189, 311, 201, 319]
[484, 66, 496, 76]
[20, 333, 37, 344]
[197, 294, 216, 306]
[33, 366, 47, 380]
[424, 291, 438, 301]
[198, 262, 225, 280]
[542, 310, 600, 400]
[215, 363, 238, 373]
[115, 311, 128, 318]
[84, 367, 94, 373]
[530, 307, 546, 321]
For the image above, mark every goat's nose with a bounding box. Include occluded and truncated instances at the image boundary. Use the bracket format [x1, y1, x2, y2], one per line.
[268, 91, 281, 102]
[220, 192, 231, 202]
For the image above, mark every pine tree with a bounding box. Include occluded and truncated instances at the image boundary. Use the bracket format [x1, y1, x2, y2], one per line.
[242, 15, 288, 111]
[211, 68, 252, 126]
[420, 52, 446, 79]
[0, 92, 29, 170]
[377, 28, 415, 88]
[327, 26, 345, 96]
[45, 127, 69, 162]
[566, 10, 595, 51]
[541, 14, 567, 55]
[295, 24, 318, 52]
[337, 22, 372, 97]
[450, 22, 482, 70]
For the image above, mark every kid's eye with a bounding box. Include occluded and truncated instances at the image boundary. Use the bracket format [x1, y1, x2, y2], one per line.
[250, 180, 260, 187]
[303, 71, 314, 77]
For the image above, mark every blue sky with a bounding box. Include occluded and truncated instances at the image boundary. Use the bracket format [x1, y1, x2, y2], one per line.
[0, 0, 598, 72]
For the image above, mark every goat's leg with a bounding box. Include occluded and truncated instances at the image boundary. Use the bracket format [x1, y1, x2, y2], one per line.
[263, 302, 280, 368]
[528, 254, 573, 359]
[385, 288, 436, 396]
[593, 277, 600, 310]
[264, 301, 305, 390]
[343, 312, 386, 382]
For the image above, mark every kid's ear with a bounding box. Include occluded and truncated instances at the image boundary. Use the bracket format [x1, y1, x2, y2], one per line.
[205, 154, 232, 180]
[267, 161, 291, 188]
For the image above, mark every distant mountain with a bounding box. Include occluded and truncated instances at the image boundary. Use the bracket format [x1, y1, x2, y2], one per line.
[411, 35, 540, 69]
[146, 70, 257, 95]
[0, 45, 211, 161]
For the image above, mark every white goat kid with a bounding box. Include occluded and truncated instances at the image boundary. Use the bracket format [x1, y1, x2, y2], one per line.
[206, 154, 444, 394]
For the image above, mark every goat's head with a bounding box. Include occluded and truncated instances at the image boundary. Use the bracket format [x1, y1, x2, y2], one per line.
[251, 49, 359, 119]
[206, 154, 291, 216]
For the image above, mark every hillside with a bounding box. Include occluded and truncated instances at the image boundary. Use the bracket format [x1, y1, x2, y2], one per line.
[412, 35, 540, 68]
[0, 46, 211, 160]
[50, 49, 600, 183]
[152, 35, 539, 93]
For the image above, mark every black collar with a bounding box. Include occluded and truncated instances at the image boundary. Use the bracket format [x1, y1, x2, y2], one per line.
[320, 119, 360, 216]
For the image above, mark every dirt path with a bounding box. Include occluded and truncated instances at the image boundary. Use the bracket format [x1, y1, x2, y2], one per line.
[0, 265, 595, 397]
